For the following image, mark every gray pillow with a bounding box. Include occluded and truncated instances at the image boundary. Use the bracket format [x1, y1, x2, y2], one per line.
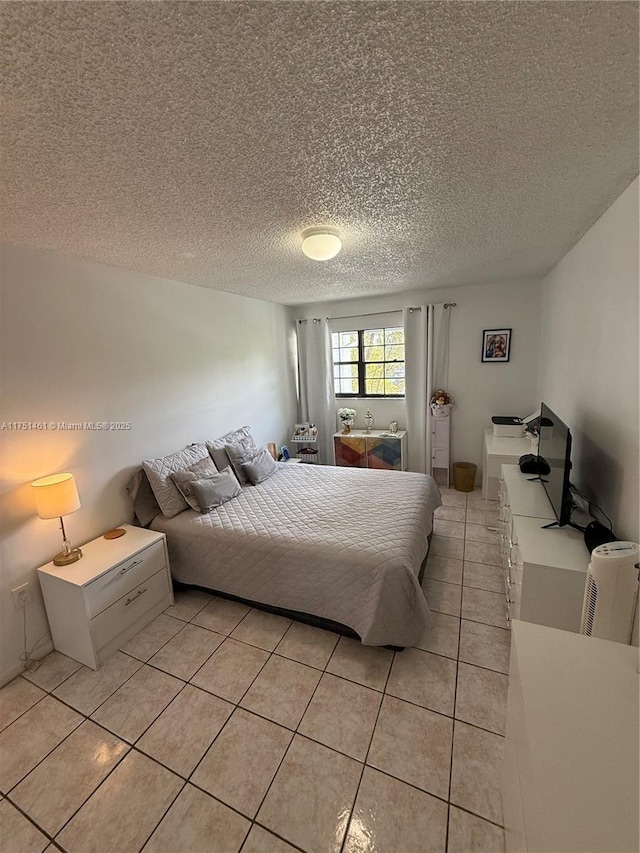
[142, 443, 210, 518]
[125, 468, 162, 527]
[170, 457, 219, 511]
[191, 468, 241, 512]
[206, 426, 256, 472]
[242, 448, 277, 485]
[224, 438, 259, 485]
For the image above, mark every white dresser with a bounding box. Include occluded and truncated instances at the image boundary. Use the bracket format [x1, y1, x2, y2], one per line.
[498, 465, 589, 632]
[503, 620, 639, 853]
[38, 524, 173, 669]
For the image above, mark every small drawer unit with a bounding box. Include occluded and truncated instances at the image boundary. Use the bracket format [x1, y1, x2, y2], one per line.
[38, 524, 173, 669]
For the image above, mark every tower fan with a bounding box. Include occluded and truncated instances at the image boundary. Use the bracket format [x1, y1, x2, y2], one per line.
[580, 542, 640, 644]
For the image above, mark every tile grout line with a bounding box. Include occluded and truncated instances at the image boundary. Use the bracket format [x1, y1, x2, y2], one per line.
[443, 493, 467, 852]
[338, 643, 396, 853]
[240, 636, 364, 847]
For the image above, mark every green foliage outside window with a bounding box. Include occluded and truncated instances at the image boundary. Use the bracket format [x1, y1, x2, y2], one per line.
[332, 327, 405, 397]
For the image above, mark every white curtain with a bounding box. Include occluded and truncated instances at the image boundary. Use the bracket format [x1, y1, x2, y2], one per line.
[403, 304, 451, 474]
[296, 318, 335, 465]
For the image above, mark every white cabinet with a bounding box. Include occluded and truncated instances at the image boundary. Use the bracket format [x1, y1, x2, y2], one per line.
[430, 414, 450, 486]
[483, 429, 533, 499]
[504, 620, 639, 853]
[38, 524, 173, 669]
[498, 465, 589, 632]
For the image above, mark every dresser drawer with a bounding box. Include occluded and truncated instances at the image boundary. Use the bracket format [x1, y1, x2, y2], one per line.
[90, 567, 171, 651]
[84, 539, 166, 617]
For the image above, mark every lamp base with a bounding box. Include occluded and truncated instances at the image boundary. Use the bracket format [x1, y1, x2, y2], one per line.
[53, 547, 82, 566]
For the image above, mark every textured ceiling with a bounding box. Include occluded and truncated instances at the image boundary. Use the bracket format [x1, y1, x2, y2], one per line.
[1, 1, 638, 305]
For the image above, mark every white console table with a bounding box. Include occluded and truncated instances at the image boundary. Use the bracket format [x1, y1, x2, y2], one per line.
[482, 429, 533, 500]
[503, 620, 639, 853]
[498, 465, 590, 632]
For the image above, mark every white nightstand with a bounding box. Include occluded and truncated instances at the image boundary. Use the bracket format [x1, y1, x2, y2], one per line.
[38, 524, 174, 669]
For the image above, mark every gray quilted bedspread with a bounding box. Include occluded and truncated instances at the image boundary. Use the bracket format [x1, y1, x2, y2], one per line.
[151, 462, 441, 646]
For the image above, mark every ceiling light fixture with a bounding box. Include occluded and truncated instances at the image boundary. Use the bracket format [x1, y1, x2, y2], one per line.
[301, 227, 342, 261]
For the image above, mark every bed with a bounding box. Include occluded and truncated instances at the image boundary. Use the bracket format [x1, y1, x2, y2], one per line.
[147, 460, 441, 648]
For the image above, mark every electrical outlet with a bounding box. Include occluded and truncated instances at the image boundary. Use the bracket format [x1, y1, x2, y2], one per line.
[11, 582, 32, 610]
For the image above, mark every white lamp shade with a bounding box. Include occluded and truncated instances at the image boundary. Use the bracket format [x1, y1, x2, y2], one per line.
[31, 473, 81, 519]
[301, 228, 342, 261]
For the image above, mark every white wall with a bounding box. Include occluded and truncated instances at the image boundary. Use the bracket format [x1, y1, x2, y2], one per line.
[294, 278, 543, 475]
[538, 177, 639, 543]
[0, 244, 298, 684]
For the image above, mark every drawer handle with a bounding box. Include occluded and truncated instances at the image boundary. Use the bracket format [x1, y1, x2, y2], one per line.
[125, 587, 147, 606]
[120, 559, 143, 575]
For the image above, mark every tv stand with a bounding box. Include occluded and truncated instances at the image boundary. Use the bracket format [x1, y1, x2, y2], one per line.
[541, 519, 585, 533]
[498, 465, 590, 632]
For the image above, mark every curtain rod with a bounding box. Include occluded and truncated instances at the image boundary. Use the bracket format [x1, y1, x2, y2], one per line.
[296, 303, 456, 323]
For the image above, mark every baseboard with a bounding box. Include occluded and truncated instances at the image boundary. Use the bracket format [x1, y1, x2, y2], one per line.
[0, 638, 54, 689]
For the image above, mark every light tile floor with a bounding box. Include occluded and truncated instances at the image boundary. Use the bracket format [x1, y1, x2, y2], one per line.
[0, 487, 509, 853]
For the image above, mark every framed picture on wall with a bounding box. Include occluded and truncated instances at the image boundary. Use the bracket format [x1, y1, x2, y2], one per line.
[482, 328, 512, 362]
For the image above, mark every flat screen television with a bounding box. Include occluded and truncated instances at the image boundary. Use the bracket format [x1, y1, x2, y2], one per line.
[537, 402, 573, 527]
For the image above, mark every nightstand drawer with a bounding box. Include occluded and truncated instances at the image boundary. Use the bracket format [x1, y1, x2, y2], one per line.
[85, 539, 166, 617]
[90, 567, 170, 650]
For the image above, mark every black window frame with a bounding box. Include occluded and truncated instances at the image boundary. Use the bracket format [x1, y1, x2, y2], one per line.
[333, 327, 405, 398]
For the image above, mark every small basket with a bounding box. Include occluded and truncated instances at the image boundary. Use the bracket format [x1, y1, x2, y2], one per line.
[452, 462, 477, 492]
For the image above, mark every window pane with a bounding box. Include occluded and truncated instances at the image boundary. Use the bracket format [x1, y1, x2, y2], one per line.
[386, 344, 405, 361]
[339, 331, 358, 347]
[364, 345, 385, 362]
[385, 378, 405, 395]
[385, 327, 404, 344]
[332, 348, 341, 364]
[339, 364, 358, 379]
[338, 378, 358, 394]
[365, 363, 383, 379]
[365, 378, 385, 395]
[385, 363, 405, 379]
[339, 346, 359, 362]
[332, 333, 340, 348]
[363, 329, 384, 346]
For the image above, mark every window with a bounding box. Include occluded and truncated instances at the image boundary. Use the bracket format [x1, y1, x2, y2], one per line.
[332, 326, 405, 397]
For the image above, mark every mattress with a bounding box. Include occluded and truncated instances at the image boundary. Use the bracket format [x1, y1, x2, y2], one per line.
[151, 462, 441, 646]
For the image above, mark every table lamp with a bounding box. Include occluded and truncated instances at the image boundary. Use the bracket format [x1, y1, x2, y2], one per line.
[31, 472, 83, 566]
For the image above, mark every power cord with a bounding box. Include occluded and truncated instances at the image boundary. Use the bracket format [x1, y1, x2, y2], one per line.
[571, 485, 615, 532]
[18, 604, 49, 672]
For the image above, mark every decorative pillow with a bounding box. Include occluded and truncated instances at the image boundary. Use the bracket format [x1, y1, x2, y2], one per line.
[125, 468, 162, 527]
[142, 443, 210, 518]
[191, 468, 241, 512]
[242, 448, 277, 485]
[206, 426, 256, 473]
[170, 457, 219, 511]
[224, 439, 261, 485]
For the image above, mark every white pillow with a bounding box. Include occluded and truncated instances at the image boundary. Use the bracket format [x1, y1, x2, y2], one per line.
[206, 426, 256, 472]
[142, 443, 210, 518]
